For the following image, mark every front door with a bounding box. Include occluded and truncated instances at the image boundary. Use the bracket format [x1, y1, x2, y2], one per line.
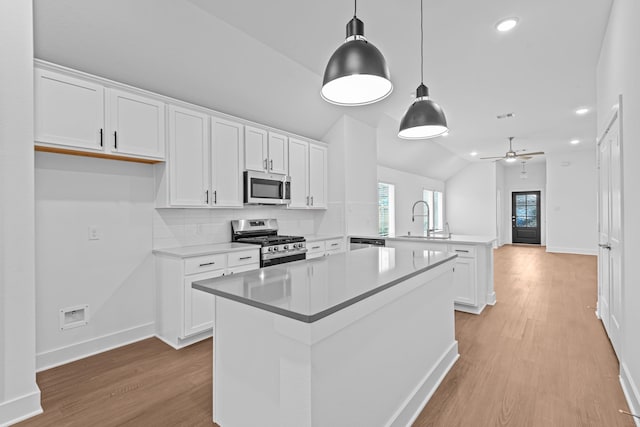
[511, 191, 541, 244]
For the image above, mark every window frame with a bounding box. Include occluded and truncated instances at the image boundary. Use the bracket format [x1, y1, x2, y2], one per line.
[422, 189, 444, 233]
[378, 182, 395, 237]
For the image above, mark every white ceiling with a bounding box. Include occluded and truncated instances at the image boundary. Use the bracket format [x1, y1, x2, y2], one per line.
[33, 0, 611, 180]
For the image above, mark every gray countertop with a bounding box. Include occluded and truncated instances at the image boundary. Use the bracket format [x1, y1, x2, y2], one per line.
[351, 234, 497, 245]
[193, 247, 456, 323]
[153, 242, 258, 258]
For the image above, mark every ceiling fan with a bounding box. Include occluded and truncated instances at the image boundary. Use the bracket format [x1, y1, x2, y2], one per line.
[480, 137, 544, 162]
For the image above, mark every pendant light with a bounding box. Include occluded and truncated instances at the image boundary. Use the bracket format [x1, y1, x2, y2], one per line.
[398, 0, 448, 139]
[321, 0, 393, 106]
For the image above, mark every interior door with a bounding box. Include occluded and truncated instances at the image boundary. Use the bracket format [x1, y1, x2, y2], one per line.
[598, 107, 622, 359]
[511, 191, 541, 244]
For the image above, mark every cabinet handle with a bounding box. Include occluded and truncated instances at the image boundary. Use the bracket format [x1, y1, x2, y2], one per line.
[214, 190, 217, 204]
[264, 159, 268, 169]
[455, 249, 469, 253]
[114, 131, 118, 149]
[199, 262, 216, 267]
[330, 243, 339, 247]
[239, 256, 252, 260]
[311, 245, 321, 249]
[270, 159, 273, 170]
[310, 196, 314, 206]
[205, 190, 209, 204]
[99, 129, 103, 147]
[306, 196, 310, 205]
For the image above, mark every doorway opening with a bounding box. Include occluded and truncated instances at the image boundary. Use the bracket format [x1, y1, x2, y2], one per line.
[511, 191, 541, 244]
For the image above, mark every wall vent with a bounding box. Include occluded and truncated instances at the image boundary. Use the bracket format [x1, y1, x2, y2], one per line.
[59, 304, 89, 330]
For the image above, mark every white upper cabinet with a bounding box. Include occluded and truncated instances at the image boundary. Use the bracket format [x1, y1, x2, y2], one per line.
[267, 132, 288, 175]
[244, 126, 288, 175]
[288, 138, 327, 209]
[244, 126, 268, 172]
[168, 105, 209, 207]
[35, 68, 105, 151]
[288, 138, 310, 208]
[108, 89, 165, 159]
[211, 117, 244, 207]
[34, 66, 166, 162]
[308, 144, 327, 209]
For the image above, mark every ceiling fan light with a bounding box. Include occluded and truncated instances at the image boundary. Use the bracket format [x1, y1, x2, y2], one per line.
[505, 157, 517, 163]
[398, 86, 448, 139]
[322, 16, 393, 106]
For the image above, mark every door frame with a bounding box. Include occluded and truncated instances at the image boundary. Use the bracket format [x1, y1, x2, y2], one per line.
[596, 95, 625, 361]
[511, 190, 542, 244]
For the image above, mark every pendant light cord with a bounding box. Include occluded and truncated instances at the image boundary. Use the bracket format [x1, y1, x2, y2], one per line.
[420, 0, 424, 84]
[354, 0, 357, 17]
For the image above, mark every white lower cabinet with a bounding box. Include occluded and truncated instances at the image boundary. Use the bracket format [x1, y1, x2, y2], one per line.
[156, 248, 259, 348]
[306, 238, 345, 259]
[451, 255, 477, 307]
[306, 241, 326, 259]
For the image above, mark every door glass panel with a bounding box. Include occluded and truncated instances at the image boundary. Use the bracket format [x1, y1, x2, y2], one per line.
[516, 217, 526, 227]
[527, 194, 537, 204]
[516, 207, 526, 217]
[526, 206, 537, 217]
[516, 195, 526, 205]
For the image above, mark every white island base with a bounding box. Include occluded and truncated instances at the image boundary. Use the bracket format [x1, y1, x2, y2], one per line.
[211, 261, 458, 427]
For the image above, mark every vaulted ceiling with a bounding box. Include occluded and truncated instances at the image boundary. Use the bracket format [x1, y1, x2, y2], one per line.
[34, 0, 611, 181]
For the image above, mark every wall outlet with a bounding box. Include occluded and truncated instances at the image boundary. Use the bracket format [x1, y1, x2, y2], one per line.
[88, 226, 99, 240]
[59, 304, 89, 330]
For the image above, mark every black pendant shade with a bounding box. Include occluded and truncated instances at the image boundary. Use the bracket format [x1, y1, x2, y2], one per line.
[321, 13, 393, 106]
[398, 0, 448, 139]
[398, 84, 448, 139]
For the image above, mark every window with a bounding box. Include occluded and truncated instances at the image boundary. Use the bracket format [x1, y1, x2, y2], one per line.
[378, 182, 395, 236]
[422, 189, 444, 233]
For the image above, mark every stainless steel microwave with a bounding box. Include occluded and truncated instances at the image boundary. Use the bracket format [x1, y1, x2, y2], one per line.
[243, 171, 291, 205]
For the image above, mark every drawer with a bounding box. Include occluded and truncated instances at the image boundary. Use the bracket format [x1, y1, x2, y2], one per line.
[227, 263, 259, 275]
[184, 253, 226, 275]
[324, 238, 343, 252]
[307, 241, 326, 255]
[450, 245, 476, 258]
[228, 249, 260, 267]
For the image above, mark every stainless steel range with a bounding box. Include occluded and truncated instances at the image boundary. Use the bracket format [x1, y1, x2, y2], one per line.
[231, 219, 306, 267]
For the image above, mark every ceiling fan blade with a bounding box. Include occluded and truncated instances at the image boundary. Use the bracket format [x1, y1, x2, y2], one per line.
[479, 156, 505, 160]
[516, 151, 544, 157]
[518, 156, 533, 160]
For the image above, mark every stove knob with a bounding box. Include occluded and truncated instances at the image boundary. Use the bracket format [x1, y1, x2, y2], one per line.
[283, 245, 289, 250]
[272, 246, 279, 252]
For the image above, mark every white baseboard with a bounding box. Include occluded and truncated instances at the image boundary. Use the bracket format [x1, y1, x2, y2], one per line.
[621, 362, 640, 427]
[545, 246, 598, 256]
[154, 330, 212, 350]
[0, 389, 42, 427]
[387, 341, 459, 427]
[36, 322, 155, 372]
[455, 303, 485, 315]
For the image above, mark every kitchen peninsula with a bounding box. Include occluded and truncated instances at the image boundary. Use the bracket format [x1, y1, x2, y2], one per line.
[193, 247, 458, 427]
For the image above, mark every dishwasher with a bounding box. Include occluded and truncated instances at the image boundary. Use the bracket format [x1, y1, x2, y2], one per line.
[349, 237, 386, 251]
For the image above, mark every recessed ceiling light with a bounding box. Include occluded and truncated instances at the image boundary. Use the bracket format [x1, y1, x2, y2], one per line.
[470, 151, 478, 156]
[496, 18, 519, 32]
[570, 139, 580, 145]
[575, 108, 589, 115]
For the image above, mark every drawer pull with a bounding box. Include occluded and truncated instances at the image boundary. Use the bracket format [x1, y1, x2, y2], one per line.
[199, 261, 216, 267]
[238, 256, 253, 260]
[455, 249, 469, 253]
[330, 243, 339, 247]
[311, 245, 321, 249]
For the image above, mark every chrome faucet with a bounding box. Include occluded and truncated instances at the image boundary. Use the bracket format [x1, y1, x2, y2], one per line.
[411, 200, 430, 237]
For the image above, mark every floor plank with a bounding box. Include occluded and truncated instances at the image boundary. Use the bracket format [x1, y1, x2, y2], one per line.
[17, 245, 634, 426]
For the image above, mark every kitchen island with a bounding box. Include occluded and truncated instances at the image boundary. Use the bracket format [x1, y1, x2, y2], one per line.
[193, 247, 458, 427]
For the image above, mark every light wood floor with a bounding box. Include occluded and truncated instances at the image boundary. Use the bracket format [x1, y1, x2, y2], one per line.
[17, 245, 633, 426]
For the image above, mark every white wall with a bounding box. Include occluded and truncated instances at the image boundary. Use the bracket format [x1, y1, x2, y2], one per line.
[0, 1, 42, 424]
[545, 151, 597, 255]
[35, 153, 156, 370]
[319, 115, 378, 237]
[154, 207, 324, 249]
[597, 0, 640, 419]
[502, 161, 547, 246]
[377, 166, 445, 237]
[445, 162, 497, 237]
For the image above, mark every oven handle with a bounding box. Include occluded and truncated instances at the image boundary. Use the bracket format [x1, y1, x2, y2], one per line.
[261, 248, 308, 260]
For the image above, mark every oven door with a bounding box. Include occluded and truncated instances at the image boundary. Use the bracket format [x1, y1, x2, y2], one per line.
[261, 252, 306, 268]
[244, 171, 291, 205]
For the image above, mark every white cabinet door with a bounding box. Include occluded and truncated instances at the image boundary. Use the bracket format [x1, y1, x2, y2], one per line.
[308, 144, 327, 209]
[211, 117, 244, 207]
[183, 269, 224, 338]
[288, 138, 309, 208]
[268, 132, 288, 175]
[35, 69, 105, 151]
[108, 88, 165, 159]
[168, 105, 209, 206]
[453, 257, 477, 306]
[244, 125, 268, 172]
